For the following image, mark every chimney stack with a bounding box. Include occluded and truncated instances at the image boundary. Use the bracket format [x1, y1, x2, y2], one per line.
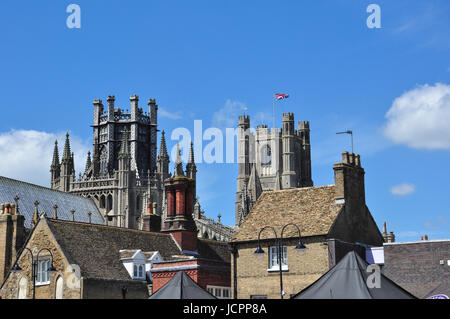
[0, 203, 25, 283]
[333, 152, 365, 205]
[143, 202, 161, 233]
[162, 166, 198, 252]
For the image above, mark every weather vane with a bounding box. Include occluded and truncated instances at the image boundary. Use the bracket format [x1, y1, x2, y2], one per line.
[336, 130, 354, 154]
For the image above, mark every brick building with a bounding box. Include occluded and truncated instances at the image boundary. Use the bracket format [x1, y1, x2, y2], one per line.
[230, 152, 384, 299]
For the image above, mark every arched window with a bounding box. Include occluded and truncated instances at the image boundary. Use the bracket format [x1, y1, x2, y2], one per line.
[138, 265, 144, 278]
[133, 264, 145, 279]
[100, 195, 106, 209]
[261, 144, 272, 166]
[55, 276, 64, 299]
[17, 276, 28, 299]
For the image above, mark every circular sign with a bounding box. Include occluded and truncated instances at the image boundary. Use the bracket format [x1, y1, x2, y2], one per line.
[427, 294, 449, 299]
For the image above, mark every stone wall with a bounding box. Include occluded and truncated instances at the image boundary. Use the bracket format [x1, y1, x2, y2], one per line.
[0, 220, 81, 299]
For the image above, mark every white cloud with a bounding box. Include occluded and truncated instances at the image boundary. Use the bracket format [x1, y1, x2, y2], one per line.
[424, 215, 449, 230]
[383, 83, 450, 150]
[390, 183, 416, 196]
[0, 130, 90, 187]
[212, 100, 247, 129]
[159, 107, 182, 120]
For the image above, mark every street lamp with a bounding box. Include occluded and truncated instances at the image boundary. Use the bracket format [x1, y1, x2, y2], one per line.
[254, 223, 307, 299]
[11, 248, 57, 299]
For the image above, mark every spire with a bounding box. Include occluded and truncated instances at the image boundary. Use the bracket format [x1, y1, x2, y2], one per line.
[62, 132, 71, 162]
[119, 129, 130, 158]
[188, 141, 195, 164]
[118, 129, 130, 173]
[85, 151, 92, 173]
[174, 144, 185, 177]
[186, 141, 197, 179]
[158, 130, 169, 160]
[51, 140, 60, 168]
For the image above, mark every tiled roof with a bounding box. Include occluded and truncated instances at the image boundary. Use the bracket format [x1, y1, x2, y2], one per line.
[231, 185, 344, 242]
[119, 250, 158, 259]
[46, 219, 181, 281]
[0, 176, 104, 227]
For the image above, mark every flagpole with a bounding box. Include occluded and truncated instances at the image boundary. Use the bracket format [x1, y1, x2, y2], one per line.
[273, 93, 275, 128]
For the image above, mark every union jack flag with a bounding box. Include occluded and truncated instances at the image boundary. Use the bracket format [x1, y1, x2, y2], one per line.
[275, 93, 289, 101]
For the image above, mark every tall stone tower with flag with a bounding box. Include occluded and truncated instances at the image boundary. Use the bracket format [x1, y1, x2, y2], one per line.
[235, 111, 313, 226]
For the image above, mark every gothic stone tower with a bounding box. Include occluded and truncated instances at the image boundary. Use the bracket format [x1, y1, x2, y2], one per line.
[235, 113, 313, 226]
[50, 95, 168, 229]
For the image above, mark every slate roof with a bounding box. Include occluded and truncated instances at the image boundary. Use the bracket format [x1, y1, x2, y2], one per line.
[0, 176, 104, 227]
[46, 218, 182, 281]
[231, 185, 344, 242]
[197, 239, 231, 263]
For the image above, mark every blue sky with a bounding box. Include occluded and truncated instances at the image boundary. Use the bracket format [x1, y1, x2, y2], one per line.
[0, 0, 449, 241]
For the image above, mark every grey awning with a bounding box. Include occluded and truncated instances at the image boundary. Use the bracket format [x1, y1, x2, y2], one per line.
[149, 271, 216, 299]
[293, 251, 416, 299]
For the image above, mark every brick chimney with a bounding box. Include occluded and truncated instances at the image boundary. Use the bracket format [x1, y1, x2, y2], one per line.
[333, 152, 365, 207]
[0, 203, 25, 283]
[162, 148, 197, 252]
[142, 202, 161, 233]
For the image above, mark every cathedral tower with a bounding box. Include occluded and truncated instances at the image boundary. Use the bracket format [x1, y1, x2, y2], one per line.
[235, 113, 313, 226]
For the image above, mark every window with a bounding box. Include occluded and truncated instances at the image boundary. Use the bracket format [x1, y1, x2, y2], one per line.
[36, 260, 50, 285]
[133, 263, 145, 280]
[261, 145, 272, 166]
[206, 286, 231, 299]
[268, 246, 288, 271]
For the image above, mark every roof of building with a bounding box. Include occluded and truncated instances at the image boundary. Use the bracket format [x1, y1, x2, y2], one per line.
[46, 218, 182, 281]
[231, 185, 344, 242]
[42, 218, 230, 281]
[197, 239, 231, 263]
[0, 176, 104, 227]
[119, 250, 159, 260]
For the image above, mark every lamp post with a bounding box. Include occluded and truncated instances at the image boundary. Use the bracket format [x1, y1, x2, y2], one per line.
[254, 223, 307, 299]
[11, 248, 57, 299]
